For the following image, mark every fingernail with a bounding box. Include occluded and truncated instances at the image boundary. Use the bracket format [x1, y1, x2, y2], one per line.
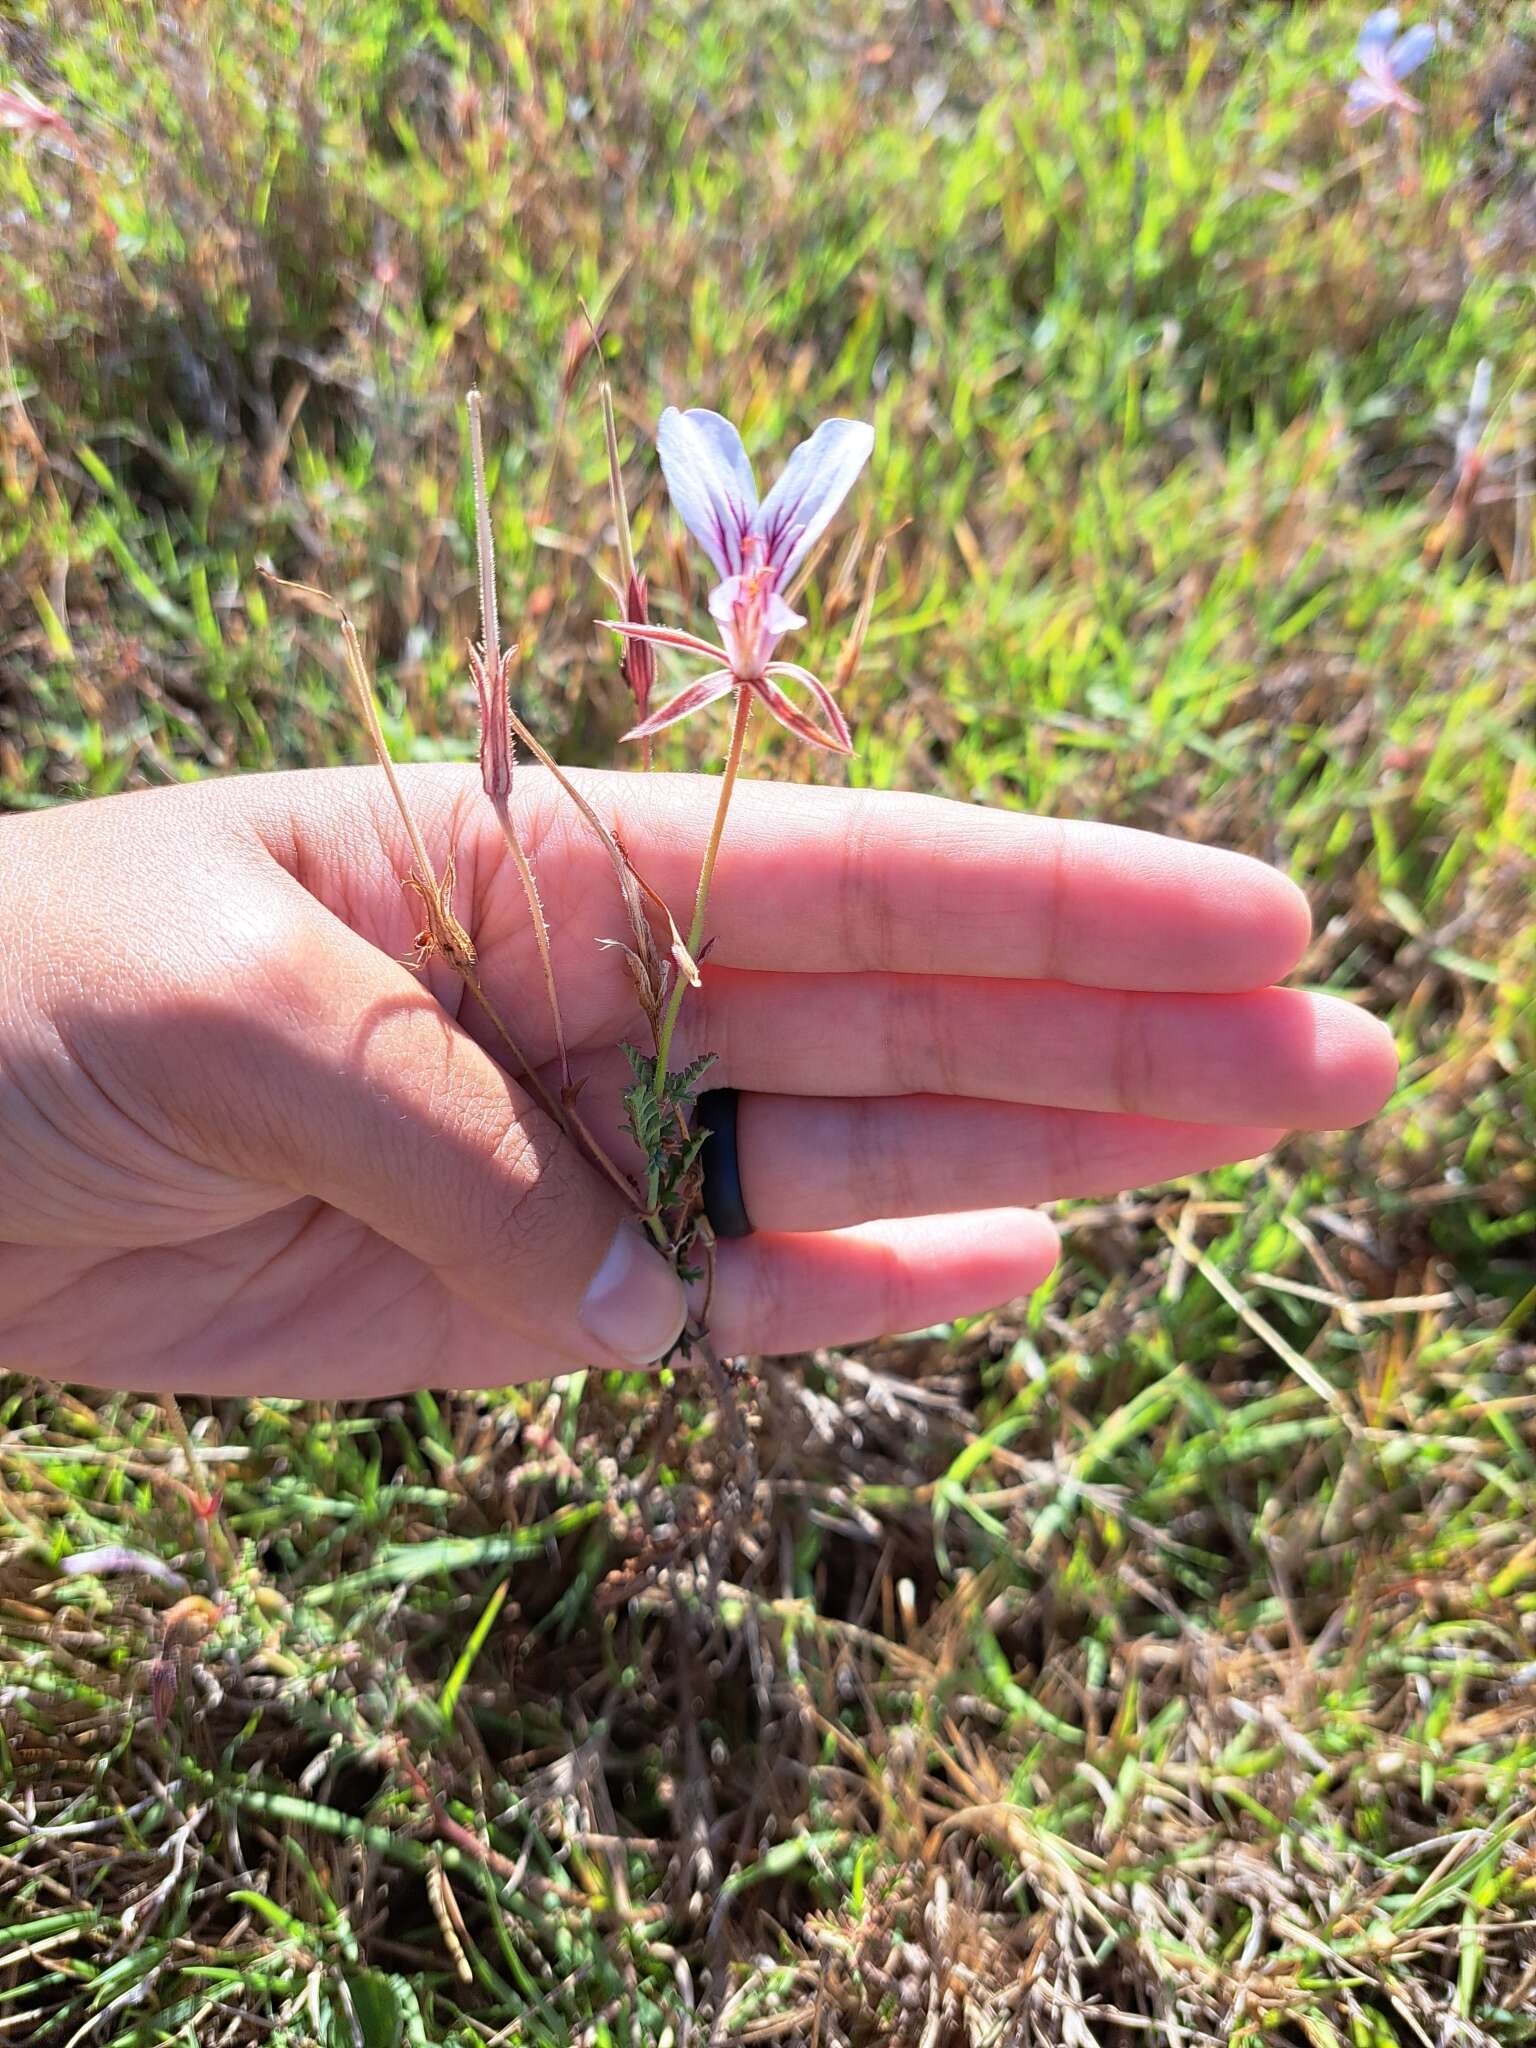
[578, 1224, 687, 1365]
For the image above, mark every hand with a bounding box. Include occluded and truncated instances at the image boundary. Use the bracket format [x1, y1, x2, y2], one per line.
[0, 766, 1395, 1395]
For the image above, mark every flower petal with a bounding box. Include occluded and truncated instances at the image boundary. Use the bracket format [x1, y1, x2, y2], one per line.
[1345, 62, 1421, 123]
[622, 670, 736, 743]
[1345, 74, 1393, 122]
[754, 664, 853, 754]
[706, 577, 807, 635]
[601, 619, 728, 662]
[707, 576, 742, 632]
[657, 408, 758, 580]
[1357, 7, 1400, 59]
[764, 589, 807, 637]
[1388, 23, 1437, 80]
[753, 418, 875, 582]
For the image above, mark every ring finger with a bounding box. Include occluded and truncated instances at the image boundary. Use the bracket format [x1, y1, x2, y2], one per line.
[730, 1094, 1285, 1232]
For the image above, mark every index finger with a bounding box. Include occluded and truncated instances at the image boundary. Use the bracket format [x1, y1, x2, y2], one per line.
[603, 775, 1312, 992]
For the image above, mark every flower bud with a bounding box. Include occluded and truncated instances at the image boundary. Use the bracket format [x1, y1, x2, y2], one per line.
[470, 644, 515, 804]
[622, 572, 655, 721]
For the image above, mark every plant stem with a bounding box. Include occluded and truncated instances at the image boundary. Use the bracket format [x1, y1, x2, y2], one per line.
[466, 389, 501, 674]
[261, 568, 633, 1207]
[502, 701, 699, 987]
[584, 307, 653, 770]
[337, 617, 438, 887]
[469, 389, 574, 1093]
[652, 684, 751, 1088]
[593, 346, 636, 594]
[492, 795, 573, 1094]
[460, 971, 639, 1211]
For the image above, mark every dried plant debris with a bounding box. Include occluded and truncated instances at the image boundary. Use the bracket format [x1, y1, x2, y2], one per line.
[5, 1261, 1536, 2046]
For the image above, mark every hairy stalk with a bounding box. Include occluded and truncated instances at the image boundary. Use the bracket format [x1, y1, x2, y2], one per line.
[468, 389, 574, 1095]
[585, 308, 636, 595]
[536, 381, 571, 535]
[492, 750, 698, 1251]
[466, 390, 501, 674]
[490, 787, 573, 1094]
[652, 685, 753, 1089]
[584, 305, 655, 770]
[260, 569, 632, 1199]
[346, 614, 438, 885]
[474, 826, 638, 1208]
[259, 573, 449, 928]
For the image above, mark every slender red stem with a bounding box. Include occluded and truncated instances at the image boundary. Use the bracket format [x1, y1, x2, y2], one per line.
[652, 684, 752, 1088]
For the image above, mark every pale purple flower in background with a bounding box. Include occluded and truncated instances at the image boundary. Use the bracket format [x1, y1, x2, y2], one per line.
[606, 406, 874, 753]
[60, 1545, 189, 1592]
[1346, 10, 1440, 125]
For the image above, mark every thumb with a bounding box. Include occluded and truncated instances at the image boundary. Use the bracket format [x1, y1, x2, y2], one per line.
[193, 894, 687, 1376]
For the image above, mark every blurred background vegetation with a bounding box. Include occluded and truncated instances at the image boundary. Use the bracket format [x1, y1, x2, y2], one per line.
[1, 1, 1534, 2042]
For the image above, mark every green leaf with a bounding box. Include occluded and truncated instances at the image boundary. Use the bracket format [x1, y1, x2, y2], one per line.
[303, 1506, 604, 1604]
[342, 1969, 404, 2048]
[667, 1051, 718, 1098]
[439, 1574, 511, 1722]
[229, 1890, 313, 1946]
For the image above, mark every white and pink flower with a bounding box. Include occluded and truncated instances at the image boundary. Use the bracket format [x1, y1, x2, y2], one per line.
[607, 406, 874, 753]
[1346, 11, 1439, 126]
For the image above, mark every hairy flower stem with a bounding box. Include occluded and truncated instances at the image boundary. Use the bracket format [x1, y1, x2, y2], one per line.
[467, 391, 501, 679]
[346, 679, 585, 1170]
[652, 685, 752, 1090]
[491, 791, 573, 1096]
[583, 306, 654, 771]
[260, 568, 635, 1207]
[475, 820, 636, 1208]
[468, 389, 575, 1097]
[588, 319, 636, 596]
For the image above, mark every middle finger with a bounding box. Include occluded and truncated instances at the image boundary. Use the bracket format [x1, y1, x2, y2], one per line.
[674, 970, 1396, 1130]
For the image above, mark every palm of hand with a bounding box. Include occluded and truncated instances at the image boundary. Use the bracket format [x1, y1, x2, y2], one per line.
[0, 765, 1394, 1395]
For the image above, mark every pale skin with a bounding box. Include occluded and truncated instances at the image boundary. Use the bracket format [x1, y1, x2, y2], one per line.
[0, 766, 1398, 1397]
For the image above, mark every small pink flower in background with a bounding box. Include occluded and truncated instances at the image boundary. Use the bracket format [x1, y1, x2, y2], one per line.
[1346, 10, 1440, 125]
[607, 406, 874, 754]
[2, 84, 118, 246]
[0, 84, 76, 145]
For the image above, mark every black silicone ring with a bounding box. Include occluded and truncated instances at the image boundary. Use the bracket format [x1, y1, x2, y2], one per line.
[697, 1088, 753, 1239]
